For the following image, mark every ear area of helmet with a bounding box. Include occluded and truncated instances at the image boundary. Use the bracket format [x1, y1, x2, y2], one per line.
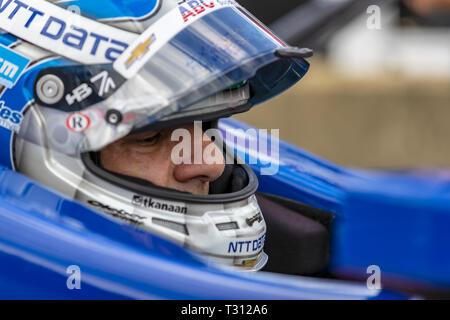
[34, 64, 126, 112]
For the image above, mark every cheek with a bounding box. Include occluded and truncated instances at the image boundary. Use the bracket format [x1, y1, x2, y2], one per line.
[103, 144, 176, 188]
[101, 145, 125, 172]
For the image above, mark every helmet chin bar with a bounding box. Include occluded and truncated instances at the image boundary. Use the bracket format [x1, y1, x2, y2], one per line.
[80, 149, 268, 271]
[79, 111, 267, 270]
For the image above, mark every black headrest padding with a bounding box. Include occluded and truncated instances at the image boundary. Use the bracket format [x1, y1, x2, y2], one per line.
[257, 193, 332, 276]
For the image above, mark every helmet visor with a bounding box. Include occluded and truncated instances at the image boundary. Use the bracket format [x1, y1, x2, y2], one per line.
[25, 1, 308, 155]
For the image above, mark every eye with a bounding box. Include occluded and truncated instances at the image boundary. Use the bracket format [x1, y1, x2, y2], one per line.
[134, 132, 162, 146]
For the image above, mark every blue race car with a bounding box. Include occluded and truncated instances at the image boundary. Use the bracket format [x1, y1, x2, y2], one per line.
[0, 0, 446, 300]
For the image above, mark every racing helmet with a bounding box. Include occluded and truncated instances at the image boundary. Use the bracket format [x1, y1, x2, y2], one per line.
[0, 0, 311, 271]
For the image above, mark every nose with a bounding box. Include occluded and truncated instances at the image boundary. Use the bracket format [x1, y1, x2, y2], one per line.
[173, 162, 225, 183]
[172, 124, 225, 183]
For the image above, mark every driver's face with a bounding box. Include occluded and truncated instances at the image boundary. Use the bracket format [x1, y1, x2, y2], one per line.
[100, 123, 225, 195]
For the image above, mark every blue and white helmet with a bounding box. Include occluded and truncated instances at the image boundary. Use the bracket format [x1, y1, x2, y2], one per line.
[0, 0, 310, 271]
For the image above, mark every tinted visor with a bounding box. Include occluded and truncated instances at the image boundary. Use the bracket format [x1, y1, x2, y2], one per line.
[28, 2, 309, 155]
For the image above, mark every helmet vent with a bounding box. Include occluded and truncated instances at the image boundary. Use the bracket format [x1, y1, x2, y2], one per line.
[216, 222, 239, 231]
[152, 218, 189, 235]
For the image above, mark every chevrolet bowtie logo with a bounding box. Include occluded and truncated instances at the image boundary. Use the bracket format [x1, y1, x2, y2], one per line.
[125, 34, 156, 69]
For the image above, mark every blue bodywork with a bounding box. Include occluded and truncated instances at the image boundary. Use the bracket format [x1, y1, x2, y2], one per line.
[0, 0, 446, 300]
[0, 117, 449, 299]
[0, 117, 411, 300]
[221, 119, 450, 293]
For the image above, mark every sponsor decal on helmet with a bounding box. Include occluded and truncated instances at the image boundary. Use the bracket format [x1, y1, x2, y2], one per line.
[0, 44, 30, 89]
[65, 83, 92, 106]
[178, 0, 215, 23]
[66, 112, 90, 132]
[228, 233, 266, 254]
[113, 0, 235, 79]
[125, 33, 156, 69]
[132, 195, 188, 214]
[65, 71, 118, 106]
[0, 100, 22, 132]
[0, 0, 135, 64]
[90, 71, 118, 97]
[87, 200, 146, 225]
[34, 65, 125, 111]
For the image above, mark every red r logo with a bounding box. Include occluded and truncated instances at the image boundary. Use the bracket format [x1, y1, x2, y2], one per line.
[66, 112, 91, 133]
